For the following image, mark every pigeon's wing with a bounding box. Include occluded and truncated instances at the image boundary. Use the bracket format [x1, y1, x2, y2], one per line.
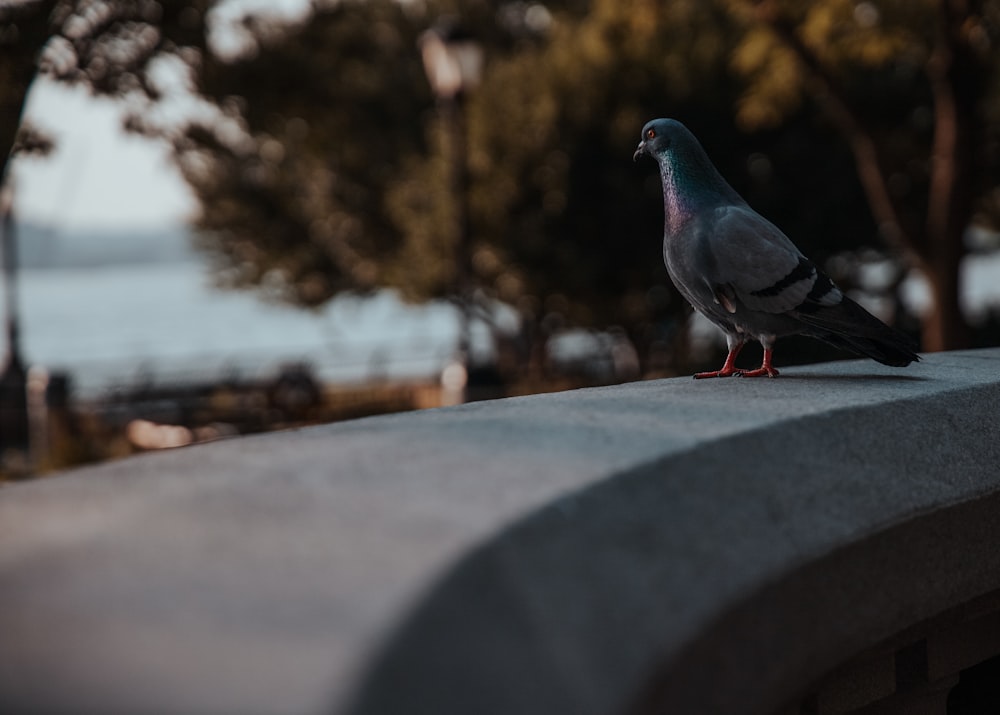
[704, 205, 918, 366]
[706, 205, 842, 315]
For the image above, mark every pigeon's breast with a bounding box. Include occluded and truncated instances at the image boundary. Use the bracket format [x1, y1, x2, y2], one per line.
[662, 223, 727, 321]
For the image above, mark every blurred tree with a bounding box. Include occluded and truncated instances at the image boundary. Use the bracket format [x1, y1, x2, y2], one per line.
[0, 0, 214, 186]
[170, 0, 436, 305]
[1, 1, 59, 178]
[170, 0, 578, 307]
[726, 0, 1000, 351]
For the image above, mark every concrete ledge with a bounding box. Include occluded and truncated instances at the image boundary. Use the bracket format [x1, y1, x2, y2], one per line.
[2, 349, 1000, 714]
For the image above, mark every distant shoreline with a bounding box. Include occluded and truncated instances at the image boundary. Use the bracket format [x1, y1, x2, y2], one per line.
[13, 222, 196, 270]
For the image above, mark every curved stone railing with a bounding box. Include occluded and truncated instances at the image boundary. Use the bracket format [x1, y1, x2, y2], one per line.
[2, 348, 999, 714]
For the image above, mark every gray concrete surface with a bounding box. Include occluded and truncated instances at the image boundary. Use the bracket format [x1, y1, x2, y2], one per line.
[1, 348, 999, 714]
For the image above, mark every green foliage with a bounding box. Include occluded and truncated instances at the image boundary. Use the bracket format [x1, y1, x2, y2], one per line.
[45, 0, 213, 97]
[176, 0, 431, 305]
[1, 1, 59, 180]
[0, 0, 214, 184]
[728, 0, 942, 216]
[727, 0, 931, 130]
[730, 25, 804, 128]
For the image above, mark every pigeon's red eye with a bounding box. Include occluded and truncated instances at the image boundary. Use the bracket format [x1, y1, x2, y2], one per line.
[646, 128, 656, 139]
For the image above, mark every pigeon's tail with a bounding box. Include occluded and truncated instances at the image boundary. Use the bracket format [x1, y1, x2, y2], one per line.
[813, 332, 920, 367]
[795, 297, 921, 367]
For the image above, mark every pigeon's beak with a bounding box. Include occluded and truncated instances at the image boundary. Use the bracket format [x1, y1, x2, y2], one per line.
[633, 141, 647, 162]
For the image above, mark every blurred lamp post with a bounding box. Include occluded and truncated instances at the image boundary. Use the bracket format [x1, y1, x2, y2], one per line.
[0, 183, 29, 475]
[420, 21, 482, 402]
[419, 21, 483, 102]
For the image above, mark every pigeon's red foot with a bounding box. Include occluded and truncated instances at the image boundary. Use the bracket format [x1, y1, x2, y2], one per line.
[693, 367, 739, 379]
[736, 366, 780, 378]
[735, 348, 779, 378]
[693, 345, 744, 379]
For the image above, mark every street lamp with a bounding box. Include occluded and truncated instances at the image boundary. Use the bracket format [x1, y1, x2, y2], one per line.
[420, 20, 482, 402]
[419, 20, 483, 102]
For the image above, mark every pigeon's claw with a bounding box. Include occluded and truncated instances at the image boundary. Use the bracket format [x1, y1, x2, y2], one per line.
[736, 366, 780, 378]
[734, 348, 779, 378]
[693, 367, 739, 379]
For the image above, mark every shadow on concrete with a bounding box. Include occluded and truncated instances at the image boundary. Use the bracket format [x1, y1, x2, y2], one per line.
[774, 372, 931, 382]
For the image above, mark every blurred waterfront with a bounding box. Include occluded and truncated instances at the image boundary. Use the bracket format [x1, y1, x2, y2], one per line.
[19, 229, 467, 399]
[0, 225, 460, 476]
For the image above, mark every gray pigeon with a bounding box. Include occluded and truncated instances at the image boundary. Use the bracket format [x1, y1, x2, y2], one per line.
[633, 118, 920, 378]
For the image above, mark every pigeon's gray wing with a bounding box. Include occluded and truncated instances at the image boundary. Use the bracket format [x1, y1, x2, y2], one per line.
[704, 205, 918, 366]
[707, 205, 842, 315]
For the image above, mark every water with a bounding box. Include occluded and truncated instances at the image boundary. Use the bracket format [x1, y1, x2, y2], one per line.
[10, 259, 469, 398]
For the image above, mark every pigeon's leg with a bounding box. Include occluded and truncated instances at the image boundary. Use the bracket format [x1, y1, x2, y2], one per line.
[737, 347, 780, 378]
[693, 340, 743, 379]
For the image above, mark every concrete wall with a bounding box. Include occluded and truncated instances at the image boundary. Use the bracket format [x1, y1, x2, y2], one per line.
[2, 348, 1000, 714]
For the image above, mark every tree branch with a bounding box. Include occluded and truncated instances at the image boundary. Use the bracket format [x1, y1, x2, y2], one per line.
[924, 0, 981, 260]
[742, 0, 919, 263]
[0, 0, 59, 186]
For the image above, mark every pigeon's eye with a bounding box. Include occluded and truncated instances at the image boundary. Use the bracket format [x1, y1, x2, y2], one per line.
[646, 128, 656, 140]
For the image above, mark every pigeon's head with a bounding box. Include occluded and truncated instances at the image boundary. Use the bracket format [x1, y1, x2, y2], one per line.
[632, 118, 690, 162]
[634, 118, 740, 212]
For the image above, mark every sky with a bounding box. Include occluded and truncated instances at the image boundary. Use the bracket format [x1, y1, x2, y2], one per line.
[12, 79, 196, 232]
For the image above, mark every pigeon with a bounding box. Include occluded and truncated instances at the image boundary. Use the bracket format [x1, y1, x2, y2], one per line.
[633, 118, 920, 378]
